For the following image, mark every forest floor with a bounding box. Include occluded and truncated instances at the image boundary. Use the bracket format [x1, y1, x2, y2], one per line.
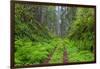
[15, 38, 95, 65]
[42, 38, 94, 64]
[43, 46, 68, 64]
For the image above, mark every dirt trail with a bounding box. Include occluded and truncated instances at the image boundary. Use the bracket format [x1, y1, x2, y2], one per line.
[42, 47, 57, 64]
[63, 46, 68, 63]
[43, 45, 68, 64]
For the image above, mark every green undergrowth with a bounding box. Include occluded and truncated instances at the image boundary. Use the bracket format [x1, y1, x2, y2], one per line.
[65, 39, 94, 63]
[15, 37, 64, 65]
[68, 51, 94, 62]
[15, 37, 95, 65]
[49, 43, 64, 64]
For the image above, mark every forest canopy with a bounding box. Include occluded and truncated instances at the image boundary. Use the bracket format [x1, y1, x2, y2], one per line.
[14, 3, 95, 66]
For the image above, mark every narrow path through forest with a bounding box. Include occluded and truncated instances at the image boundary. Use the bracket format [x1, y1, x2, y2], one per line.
[42, 47, 57, 64]
[42, 45, 68, 64]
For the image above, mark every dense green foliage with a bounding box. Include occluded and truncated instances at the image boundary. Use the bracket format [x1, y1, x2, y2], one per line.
[66, 8, 95, 62]
[65, 39, 94, 62]
[15, 39, 56, 65]
[49, 39, 64, 63]
[14, 3, 95, 66]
